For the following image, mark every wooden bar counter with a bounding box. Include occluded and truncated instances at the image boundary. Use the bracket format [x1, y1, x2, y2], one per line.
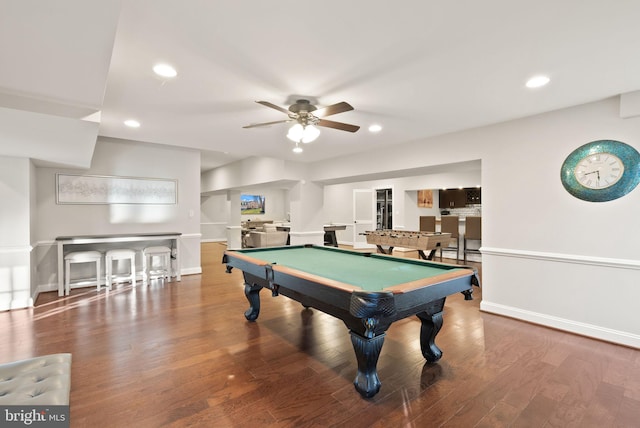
[56, 232, 182, 296]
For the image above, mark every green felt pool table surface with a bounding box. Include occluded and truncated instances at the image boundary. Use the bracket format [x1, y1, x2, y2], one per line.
[227, 245, 468, 292]
[223, 244, 480, 398]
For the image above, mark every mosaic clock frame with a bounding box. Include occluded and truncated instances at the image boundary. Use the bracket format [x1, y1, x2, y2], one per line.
[560, 140, 640, 202]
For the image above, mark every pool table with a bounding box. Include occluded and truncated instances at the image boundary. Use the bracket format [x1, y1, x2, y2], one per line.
[222, 244, 480, 398]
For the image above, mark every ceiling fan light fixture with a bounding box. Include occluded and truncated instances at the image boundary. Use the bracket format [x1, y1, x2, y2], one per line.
[245, 100, 359, 139]
[287, 123, 304, 142]
[301, 125, 320, 143]
[287, 123, 320, 143]
[292, 144, 303, 153]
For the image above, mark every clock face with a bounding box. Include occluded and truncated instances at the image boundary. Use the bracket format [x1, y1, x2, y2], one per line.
[573, 152, 624, 189]
[560, 140, 640, 202]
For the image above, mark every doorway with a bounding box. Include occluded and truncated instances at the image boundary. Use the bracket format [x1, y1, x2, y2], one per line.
[376, 188, 393, 230]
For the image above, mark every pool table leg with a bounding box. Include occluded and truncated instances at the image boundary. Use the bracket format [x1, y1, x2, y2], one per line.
[416, 297, 446, 363]
[350, 331, 385, 398]
[243, 283, 262, 321]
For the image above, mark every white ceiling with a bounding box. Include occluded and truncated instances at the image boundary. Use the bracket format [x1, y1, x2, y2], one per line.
[3, 0, 640, 171]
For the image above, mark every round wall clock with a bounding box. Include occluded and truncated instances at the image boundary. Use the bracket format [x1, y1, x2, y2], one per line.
[560, 140, 640, 202]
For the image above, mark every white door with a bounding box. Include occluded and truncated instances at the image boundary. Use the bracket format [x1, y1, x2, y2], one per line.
[353, 189, 375, 249]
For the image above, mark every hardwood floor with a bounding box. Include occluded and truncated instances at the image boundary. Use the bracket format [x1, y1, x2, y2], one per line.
[3, 242, 639, 427]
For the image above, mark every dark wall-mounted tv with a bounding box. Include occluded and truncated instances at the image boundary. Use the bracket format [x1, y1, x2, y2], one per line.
[241, 194, 265, 215]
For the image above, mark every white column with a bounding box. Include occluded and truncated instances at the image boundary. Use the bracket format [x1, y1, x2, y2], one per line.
[0, 156, 33, 310]
[226, 190, 242, 249]
[288, 180, 325, 246]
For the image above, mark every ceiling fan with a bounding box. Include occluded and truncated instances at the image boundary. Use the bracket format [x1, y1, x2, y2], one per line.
[243, 99, 360, 133]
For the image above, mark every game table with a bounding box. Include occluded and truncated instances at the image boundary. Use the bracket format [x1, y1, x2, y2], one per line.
[222, 244, 479, 398]
[324, 224, 347, 247]
[363, 230, 451, 260]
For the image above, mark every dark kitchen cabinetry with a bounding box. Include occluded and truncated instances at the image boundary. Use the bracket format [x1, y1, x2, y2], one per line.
[465, 188, 481, 204]
[439, 189, 467, 208]
[439, 188, 481, 208]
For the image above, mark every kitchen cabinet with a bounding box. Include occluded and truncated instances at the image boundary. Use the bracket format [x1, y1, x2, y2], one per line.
[440, 189, 467, 208]
[440, 188, 481, 208]
[465, 188, 481, 204]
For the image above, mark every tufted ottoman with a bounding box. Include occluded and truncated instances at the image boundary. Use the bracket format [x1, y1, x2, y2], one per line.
[0, 353, 71, 405]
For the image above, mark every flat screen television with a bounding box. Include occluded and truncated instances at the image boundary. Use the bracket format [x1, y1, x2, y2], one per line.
[241, 194, 265, 215]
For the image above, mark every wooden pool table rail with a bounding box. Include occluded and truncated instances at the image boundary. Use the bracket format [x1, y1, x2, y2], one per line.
[224, 247, 475, 294]
[223, 245, 480, 398]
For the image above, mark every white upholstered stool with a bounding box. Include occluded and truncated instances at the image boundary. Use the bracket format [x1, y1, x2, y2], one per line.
[142, 246, 172, 284]
[64, 251, 102, 295]
[105, 249, 137, 289]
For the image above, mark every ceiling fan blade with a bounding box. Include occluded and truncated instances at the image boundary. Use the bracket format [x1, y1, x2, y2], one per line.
[313, 101, 354, 118]
[317, 119, 360, 133]
[243, 119, 292, 129]
[255, 100, 290, 115]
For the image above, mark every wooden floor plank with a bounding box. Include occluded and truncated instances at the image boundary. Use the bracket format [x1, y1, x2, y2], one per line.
[0, 242, 637, 427]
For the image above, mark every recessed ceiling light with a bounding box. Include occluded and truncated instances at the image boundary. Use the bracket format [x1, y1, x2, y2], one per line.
[124, 119, 140, 128]
[368, 124, 382, 133]
[153, 63, 177, 78]
[526, 75, 550, 88]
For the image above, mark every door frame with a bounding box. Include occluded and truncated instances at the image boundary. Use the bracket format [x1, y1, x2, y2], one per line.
[352, 189, 375, 249]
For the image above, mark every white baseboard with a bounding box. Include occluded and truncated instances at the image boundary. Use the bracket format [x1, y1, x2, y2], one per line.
[33, 268, 203, 301]
[480, 301, 640, 349]
[1, 297, 34, 310]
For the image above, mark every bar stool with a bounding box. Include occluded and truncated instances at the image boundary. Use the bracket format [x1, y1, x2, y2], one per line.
[419, 216, 436, 232]
[142, 246, 172, 284]
[105, 249, 137, 289]
[64, 251, 102, 295]
[463, 216, 482, 263]
[439, 215, 459, 261]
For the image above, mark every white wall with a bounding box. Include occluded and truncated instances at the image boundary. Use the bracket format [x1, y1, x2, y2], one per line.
[0, 106, 99, 168]
[195, 97, 633, 347]
[201, 187, 289, 242]
[201, 156, 302, 194]
[33, 137, 202, 295]
[318, 97, 640, 348]
[203, 96, 640, 347]
[238, 188, 289, 223]
[407, 190, 440, 228]
[323, 170, 482, 243]
[200, 193, 229, 242]
[289, 180, 325, 245]
[0, 156, 33, 310]
[478, 99, 640, 347]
